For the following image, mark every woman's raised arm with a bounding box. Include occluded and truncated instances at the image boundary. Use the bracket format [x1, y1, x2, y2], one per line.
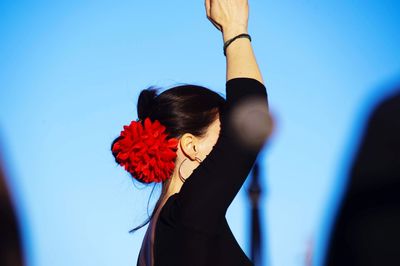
[171, 0, 270, 234]
[205, 0, 264, 84]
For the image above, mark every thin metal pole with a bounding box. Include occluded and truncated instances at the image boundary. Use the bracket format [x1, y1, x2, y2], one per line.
[248, 162, 262, 266]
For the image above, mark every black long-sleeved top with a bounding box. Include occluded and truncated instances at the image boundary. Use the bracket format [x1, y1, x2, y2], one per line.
[143, 77, 268, 266]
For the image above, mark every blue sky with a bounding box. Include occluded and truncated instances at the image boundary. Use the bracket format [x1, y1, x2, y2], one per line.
[1, 1, 399, 266]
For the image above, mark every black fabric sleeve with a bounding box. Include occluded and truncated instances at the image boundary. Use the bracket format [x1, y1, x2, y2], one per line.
[174, 77, 269, 234]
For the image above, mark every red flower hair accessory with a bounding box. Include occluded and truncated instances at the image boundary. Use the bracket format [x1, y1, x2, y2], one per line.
[112, 117, 179, 183]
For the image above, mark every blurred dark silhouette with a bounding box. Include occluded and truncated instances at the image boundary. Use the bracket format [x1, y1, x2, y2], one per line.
[0, 149, 25, 266]
[324, 88, 400, 266]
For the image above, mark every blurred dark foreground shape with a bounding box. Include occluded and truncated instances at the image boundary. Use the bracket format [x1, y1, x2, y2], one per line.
[0, 148, 25, 266]
[324, 87, 400, 266]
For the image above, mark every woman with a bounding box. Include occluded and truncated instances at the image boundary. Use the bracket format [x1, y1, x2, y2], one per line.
[111, 0, 272, 265]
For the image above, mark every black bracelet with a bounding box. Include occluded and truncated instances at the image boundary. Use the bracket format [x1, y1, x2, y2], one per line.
[223, 33, 252, 56]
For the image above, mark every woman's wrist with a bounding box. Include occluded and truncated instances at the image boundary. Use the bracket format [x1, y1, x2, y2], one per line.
[222, 26, 249, 43]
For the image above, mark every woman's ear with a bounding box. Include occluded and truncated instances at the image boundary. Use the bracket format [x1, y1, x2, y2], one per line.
[179, 133, 198, 160]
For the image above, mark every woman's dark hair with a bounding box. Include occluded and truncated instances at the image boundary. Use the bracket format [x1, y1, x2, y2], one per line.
[111, 83, 226, 233]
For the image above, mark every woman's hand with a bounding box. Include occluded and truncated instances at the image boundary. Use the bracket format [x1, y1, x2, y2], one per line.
[204, 0, 249, 34]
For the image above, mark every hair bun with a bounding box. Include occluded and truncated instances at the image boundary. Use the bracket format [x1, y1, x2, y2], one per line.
[137, 87, 159, 120]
